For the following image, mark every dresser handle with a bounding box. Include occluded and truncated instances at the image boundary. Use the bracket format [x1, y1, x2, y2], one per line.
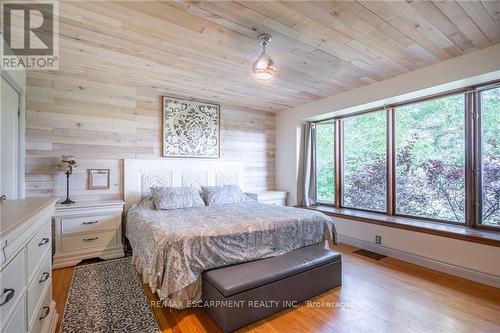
[39, 272, 50, 283]
[83, 237, 98, 242]
[39, 306, 50, 320]
[82, 221, 98, 225]
[0, 288, 15, 306]
[38, 238, 49, 246]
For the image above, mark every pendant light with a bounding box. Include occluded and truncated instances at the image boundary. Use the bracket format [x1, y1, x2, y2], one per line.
[252, 34, 276, 81]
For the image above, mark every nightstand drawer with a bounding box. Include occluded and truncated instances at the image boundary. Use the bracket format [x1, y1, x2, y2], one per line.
[62, 230, 117, 252]
[261, 199, 286, 206]
[246, 191, 288, 206]
[62, 214, 119, 234]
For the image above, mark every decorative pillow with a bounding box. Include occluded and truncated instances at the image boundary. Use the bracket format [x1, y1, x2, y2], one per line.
[150, 186, 205, 210]
[201, 185, 250, 206]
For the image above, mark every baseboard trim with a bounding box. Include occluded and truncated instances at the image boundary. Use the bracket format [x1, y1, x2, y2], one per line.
[339, 234, 500, 289]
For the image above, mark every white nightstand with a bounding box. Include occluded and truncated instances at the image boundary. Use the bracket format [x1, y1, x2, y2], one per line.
[52, 200, 124, 268]
[246, 191, 288, 206]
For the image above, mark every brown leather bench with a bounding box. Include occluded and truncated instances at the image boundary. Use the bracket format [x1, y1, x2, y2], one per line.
[202, 244, 342, 332]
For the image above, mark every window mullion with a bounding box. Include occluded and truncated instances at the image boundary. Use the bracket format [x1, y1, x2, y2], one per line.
[465, 91, 477, 228]
[473, 90, 482, 228]
[387, 107, 396, 216]
[334, 119, 342, 208]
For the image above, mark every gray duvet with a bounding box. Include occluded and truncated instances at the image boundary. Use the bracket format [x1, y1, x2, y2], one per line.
[126, 200, 338, 308]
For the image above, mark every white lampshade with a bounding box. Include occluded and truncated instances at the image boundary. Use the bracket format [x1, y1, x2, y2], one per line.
[252, 52, 276, 81]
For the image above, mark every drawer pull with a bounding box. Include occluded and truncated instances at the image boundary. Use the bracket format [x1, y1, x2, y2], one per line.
[39, 306, 50, 320]
[82, 221, 98, 225]
[39, 272, 50, 283]
[0, 288, 15, 306]
[38, 237, 50, 246]
[83, 237, 98, 242]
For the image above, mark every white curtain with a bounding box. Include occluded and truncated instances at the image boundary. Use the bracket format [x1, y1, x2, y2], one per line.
[302, 122, 317, 207]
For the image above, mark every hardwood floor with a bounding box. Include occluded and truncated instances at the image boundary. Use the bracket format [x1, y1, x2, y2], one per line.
[52, 244, 500, 332]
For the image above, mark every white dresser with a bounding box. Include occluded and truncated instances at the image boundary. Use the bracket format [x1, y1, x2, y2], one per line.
[52, 200, 124, 269]
[246, 191, 288, 206]
[0, 198, 58, 333]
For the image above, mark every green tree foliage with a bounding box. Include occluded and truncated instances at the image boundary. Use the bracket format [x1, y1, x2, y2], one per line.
[343, 111, 386, 211]
[481, 87, 500, 225]
[395, 95, 465, 222]
[316, 123, 335, 202]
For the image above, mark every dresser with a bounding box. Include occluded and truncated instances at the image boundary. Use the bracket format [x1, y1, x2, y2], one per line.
[52, 200, 125, 269]
[246, 191, 288, 206]
[0, 198, 58, 333]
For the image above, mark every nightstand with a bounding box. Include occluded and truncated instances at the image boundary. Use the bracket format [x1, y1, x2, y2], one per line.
[52, 200, 124, 268]
[246, 191, 288, 206]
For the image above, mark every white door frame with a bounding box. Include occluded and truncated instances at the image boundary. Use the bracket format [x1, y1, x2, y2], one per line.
[1, 68, 26, 199]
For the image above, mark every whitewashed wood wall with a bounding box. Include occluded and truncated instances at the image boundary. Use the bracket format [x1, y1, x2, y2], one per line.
[25, 73, 275, 201]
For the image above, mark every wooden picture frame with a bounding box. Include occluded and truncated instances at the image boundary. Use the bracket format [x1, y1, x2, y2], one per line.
[88, 169, 110, 190]
[162, 96, 220, 158]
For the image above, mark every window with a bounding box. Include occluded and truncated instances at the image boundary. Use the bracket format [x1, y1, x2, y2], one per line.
[395, 95, 466, 223]
[314, 80, 500, 231]
[316, 123, 335, 203]
[480, 87, 500, 226]
[342, 111, 386, 211]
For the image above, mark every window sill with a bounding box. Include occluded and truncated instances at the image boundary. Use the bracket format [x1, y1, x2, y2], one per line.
[297, 205, 500, 247]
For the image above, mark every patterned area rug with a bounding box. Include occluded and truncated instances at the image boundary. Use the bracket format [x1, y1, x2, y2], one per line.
[61, 258, 160, 333]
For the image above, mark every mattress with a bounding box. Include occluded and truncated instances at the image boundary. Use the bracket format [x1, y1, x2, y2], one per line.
[126, 200, 338, 308]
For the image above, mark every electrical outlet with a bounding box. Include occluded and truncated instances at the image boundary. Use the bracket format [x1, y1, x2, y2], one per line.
[375, 235, 382, 244]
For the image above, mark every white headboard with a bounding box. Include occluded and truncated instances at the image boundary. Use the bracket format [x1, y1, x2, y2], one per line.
[123, 159, 244, 209]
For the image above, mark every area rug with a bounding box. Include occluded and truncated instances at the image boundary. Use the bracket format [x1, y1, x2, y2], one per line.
[61, 258, 160, 333]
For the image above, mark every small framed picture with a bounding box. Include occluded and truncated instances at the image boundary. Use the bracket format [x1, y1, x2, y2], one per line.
[88, 169, 110, 190]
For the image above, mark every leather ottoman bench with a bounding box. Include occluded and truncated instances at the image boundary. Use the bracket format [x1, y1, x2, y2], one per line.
[202, 244, 342, 332]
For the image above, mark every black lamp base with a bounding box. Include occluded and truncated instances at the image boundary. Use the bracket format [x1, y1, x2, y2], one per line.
[61, 170, 75, 205]
[60, 198, 75, 205]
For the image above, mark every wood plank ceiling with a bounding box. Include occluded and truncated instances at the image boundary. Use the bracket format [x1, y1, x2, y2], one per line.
[55, 1, 500, 112]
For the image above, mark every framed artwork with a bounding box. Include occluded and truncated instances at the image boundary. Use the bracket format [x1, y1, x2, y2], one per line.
[162, 96, 220, 158]
[88, 169, 110, 190]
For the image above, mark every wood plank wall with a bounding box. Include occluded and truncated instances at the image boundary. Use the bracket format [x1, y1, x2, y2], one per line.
[25, 71, 275, 201]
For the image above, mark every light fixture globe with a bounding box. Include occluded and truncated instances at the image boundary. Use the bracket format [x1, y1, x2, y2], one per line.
[252, 34, 275, 81]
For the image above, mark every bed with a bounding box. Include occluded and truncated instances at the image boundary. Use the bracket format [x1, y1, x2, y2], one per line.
[124, 159, 338, 308]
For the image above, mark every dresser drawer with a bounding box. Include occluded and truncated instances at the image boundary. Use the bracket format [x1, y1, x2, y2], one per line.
[2, 297, 26, 333]
[27, 251, 52, 325]
[0, 248, 25, 323]
[29, 285, 51, 333]
[62, 230, 116, 252]
[62, 214, 119, 234]
[27, 221, 51, 280]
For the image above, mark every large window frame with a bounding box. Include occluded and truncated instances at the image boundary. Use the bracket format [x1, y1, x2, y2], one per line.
[315, 80, 500, 231]
[341, 110, 387, 213]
